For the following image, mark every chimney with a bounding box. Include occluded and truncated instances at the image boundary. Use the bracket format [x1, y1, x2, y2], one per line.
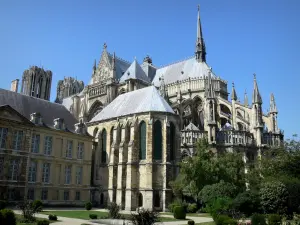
[11, 79, 19, 92]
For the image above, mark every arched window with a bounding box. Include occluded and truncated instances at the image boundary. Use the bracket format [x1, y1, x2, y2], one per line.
[139, 121, 146, 160]
[170, 122, 176, 161]
[100, 193, 104, 205]
[153, 191, 160, 208]
[153, 120, 162, 160]
[138, 192, 143, 207]
[101, 129, 107, 163]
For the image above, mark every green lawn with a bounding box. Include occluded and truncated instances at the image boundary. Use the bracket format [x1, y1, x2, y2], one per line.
[16, 214, 57, 225]
[160, 212, 212, 217]
[41, 210, 179, 222]
[195, 222, 215, 225]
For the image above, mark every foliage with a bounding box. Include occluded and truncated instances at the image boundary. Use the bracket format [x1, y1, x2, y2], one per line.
[89, 214, 98, 219]
[187, 203, 198, 213]
[267, 214, 282, 225]
[0, 200, 7, 210]
[107, 202, 121, 219]
[199, 181, 238, 204]
[170, 139, 246, 202]
[168, 199, 188, 213]
[48, 214, 57, 221]
[173, 206, 186, 220]
[32, 200, 43, 212]
[0, 209, 17, 225]
[85, 202, 92, 211]
[130, 208, 159, 225]
[37, 219, 50, 225]
[18, 200, 41, 222]
[259, 181, 288, 214]
[251, 214, 267, 225]
[188, 220, 195, 225]
[214, 215, 237, 225]
[231, 190, 261, 216]
[205, 197, 233, 218]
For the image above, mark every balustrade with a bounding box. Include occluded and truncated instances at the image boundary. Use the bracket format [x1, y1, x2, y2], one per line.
[216, 130, 255, 146]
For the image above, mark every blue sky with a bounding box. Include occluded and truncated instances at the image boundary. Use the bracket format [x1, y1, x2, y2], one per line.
[0, 0, 299, 138]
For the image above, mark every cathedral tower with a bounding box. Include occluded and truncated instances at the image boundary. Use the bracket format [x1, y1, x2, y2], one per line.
[21, 66, 52, 100]
[55, 77, 84, 103]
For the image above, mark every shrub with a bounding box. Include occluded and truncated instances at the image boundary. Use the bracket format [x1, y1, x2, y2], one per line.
[205, 197, 233, 218]
[19, 200, 39, 222]
[1, 209, 16, 225]
[130, 208, 159, 225]
[89, 214, 98, 219]
[251, 213, 267, 225]
[0, 200, 7, 210]
[85, 202, 92, 211]
[214, 215, 232, 225]
[107, 202, 121, 219]
[173, 206, 186, 220]
[168, 199, 188, 212]
[188, 220, 195, 225]
[37, 219, 50, 225]
[259, 181, 288, 214]
[32, 200, 43, 212]
[199, 181, 238, 205]
[232, 190, 261, 216]
[187, 203, 198, 213]
[268, 214, 282, 225]
[48, 214, 58, 221]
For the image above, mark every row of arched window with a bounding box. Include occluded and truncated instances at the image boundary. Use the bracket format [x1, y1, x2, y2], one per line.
[95, 120, 176, 163]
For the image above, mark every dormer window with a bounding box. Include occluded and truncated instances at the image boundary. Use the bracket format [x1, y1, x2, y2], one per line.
[74, 120, 86, 134]
[30, 112, 43, 125]
[54, 118, 65, 130]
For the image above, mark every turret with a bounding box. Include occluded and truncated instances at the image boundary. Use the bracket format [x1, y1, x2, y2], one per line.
[195, 5, 206, 63]
[231, 82, 237, 129]
[269, 93, 278, 133]
[252, 74, 263, 145]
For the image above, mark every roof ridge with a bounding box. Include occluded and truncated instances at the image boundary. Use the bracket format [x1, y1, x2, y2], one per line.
[158, 55, 195, 69]
[108, 52, 131, 65]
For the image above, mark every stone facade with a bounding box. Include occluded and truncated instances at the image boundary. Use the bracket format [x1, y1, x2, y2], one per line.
[21, 66, 52, 100]
[0, 90, 93, 205]
[55, 77, 84, 104]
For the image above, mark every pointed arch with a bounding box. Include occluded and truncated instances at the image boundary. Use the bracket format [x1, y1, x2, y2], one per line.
[88, 100, 103, 121]
[138, 192, 143, 207]
[153, 120, 162, 160]
[101, 129, 107, 163]
[139, 121, 146, 160]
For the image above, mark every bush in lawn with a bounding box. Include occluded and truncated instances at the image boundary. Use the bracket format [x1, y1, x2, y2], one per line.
[188, 220, 195, 225]
[107, 202, 121, 219]
[268, 214, 282, 225]
[259, 181, 288, 214]
[173, 206, 186, 220]
[0, 200, 7, 210]
[168, 199, 188, 212]
[251, 213, 267, 225]
[89, 214, 98, 219]
[48, 214, 58, 221]
[232, 190, 261, 216]
[130, 208, 159, 225]
[1, 209, 16, 225]
[32, 200, 43, 212]
[187, 203, 198, 213]
[85, 201, 92, 210]
[214, 215, 237, 225]
[37, 219, 50, 225]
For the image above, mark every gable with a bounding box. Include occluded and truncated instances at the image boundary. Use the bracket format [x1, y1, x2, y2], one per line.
[0, 105, 33, 125]
[92, 50, 112, 84]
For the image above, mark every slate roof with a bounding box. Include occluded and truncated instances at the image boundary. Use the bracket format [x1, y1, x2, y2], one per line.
[0, 88, 79, 132]
[119, 59, 151, 84]
[107, 53, 131, 80]
[90, 86, 175, 122]
[152, 57, 217, 86]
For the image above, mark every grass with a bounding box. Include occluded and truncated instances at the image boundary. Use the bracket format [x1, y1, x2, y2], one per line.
[195, 222, 215, 225]
[41, 210, 180, 222]
[16, 214, 57, 225]
[160, 212, 212, 217]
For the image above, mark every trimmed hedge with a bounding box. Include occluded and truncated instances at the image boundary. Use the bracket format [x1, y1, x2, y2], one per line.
[173, 206, 186, 220]
[85, 202, 92, 210]
[37, 220, 50, 225]
[0, 209, 16, 225]
[188, 220, 195, 225]
[48, 214, 58, 221]
[89, 214, 98, 219]
[251, 213, 267, 225]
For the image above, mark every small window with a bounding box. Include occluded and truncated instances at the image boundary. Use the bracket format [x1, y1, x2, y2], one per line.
[28, 161, 37, 182]
[138, 193, 143, 207]
[153, 191, 160, 208]
[13, 130, 23, 150]
[0, 127, 8, 149]
[31, 134, 40, 153]
[75, 191, 80, 201]
[8, 159, 19, 181]
[41, 189, 48, 200]
[27, 189, 34, 200]
[44, 136, 53, 155]
[76, 166, 83, 185]
[66, 140, 73, 158]
[77, 142, 84, 159]
[64, 191, 69, 201]
[65, 165, 72, 184]
[42, 163, 50, 183]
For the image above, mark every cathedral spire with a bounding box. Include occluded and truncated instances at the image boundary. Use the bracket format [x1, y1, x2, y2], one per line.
[93, 59, 96, 71]
[252, 73, 262, 104]
[231, 82, 237, 101]
[195, 5, 206, 63]
[244, 90, 249, 107]
[269, 93, 278, 113]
